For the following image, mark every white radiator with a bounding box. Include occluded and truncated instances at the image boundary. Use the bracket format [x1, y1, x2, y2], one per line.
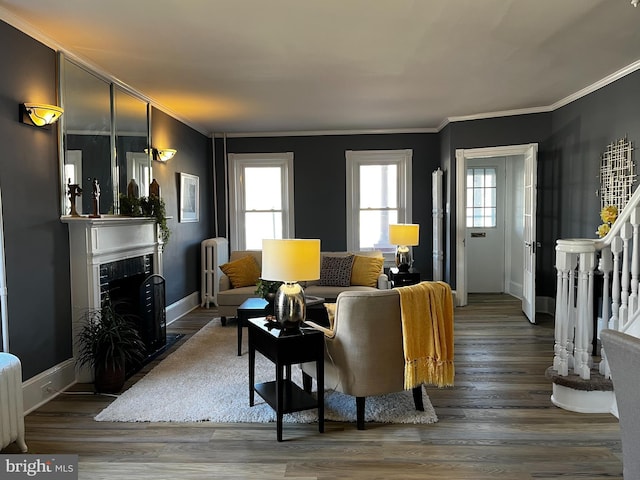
[0, 352, 27, 452]
[201, 237, 228, 308]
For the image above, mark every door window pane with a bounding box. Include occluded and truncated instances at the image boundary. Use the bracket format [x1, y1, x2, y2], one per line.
[466, 167, 497, 227]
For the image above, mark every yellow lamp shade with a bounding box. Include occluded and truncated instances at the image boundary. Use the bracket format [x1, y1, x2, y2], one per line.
[389, 224, 420, 246]
[262, 239, 321, 282]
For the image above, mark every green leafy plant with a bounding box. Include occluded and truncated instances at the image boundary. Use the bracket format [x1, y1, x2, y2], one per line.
[255, 279, 283, 301]
[76, 296, 146, 392]
[119, 193, 171, 245]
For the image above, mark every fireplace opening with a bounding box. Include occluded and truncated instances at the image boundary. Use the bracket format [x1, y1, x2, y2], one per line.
[100, 255, 166, 375]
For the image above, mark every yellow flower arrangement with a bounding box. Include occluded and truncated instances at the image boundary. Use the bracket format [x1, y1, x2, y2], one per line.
[597, 205, 618, 238]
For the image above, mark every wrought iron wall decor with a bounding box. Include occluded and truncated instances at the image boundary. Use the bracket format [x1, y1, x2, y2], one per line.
[600, 137, 635, 211]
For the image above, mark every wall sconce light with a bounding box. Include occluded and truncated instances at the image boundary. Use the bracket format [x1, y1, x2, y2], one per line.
[151, 148, 177, 162]
[19, 103, 64, 127]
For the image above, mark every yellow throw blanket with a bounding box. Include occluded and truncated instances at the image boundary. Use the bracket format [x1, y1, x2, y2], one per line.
[397, 281, 454, 389]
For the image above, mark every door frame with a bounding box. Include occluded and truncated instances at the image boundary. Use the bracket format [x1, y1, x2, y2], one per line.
[455, 143, 538, 307]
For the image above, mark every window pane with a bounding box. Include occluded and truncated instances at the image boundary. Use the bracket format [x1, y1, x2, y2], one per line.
[360, 164, 397, 208]
[245, 167, 282, 210]
[466, 167, 497, 228]
[245, 212, 282, 250]
[473, 169, 484, 187]
[359, 209, 397, 251]
[486, 169, 496, 187]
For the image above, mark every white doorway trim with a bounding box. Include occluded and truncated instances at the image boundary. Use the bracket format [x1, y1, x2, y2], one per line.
[455, 143, 538, 307]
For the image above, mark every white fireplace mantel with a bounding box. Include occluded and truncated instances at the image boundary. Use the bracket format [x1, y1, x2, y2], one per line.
[61, 215, 163, 381]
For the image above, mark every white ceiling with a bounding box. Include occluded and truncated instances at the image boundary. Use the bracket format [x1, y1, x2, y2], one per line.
[2, 0, 640, 136]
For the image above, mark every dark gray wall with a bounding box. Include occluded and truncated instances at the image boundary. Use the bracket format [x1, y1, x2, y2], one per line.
[151, 108, 213, 305]
[217, 134, 440, 276]
[0, 21, 72, 379]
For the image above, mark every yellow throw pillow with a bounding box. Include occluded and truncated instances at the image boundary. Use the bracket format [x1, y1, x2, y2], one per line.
[350, 255, 384, 287]
[220, 255, 261, 288]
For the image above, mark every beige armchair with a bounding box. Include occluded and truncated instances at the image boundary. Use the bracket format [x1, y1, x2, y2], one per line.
[301, 289, 424, 429]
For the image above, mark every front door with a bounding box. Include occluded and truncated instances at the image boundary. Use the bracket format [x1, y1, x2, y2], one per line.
[466, 158, 506, 293]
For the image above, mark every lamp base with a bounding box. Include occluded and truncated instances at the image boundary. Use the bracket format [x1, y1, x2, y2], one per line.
[395, 246, 412, 273]
[274, 282, 306, 329]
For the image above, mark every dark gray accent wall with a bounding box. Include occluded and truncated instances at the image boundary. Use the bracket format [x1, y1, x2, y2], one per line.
[0, 20, 73, 379]
[151, 108, 213, 305]
[217, 134, 440, 276]
[540, 69, 640, 296]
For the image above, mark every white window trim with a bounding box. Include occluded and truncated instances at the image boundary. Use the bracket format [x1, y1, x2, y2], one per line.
[228, 152, 295, 251]
[346, 149, 412, 263]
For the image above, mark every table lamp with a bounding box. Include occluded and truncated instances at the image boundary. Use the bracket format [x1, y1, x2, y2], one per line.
[262, 239, 321, 329]
[389, 223, 420, 272]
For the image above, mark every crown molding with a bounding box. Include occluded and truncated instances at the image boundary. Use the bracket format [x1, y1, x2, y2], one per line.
[213, 127, 437, 138]
[550, 58, 640, 110]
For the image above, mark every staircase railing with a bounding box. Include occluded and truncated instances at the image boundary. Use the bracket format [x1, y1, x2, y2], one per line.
[554, 186, 640, 380]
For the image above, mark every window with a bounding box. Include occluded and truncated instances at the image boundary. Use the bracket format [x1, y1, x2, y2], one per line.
[228, 153, 294, 251]
[466, 167, 497, 227]
[346, 150, 412, 262]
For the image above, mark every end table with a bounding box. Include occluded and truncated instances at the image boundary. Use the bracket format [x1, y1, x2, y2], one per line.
[388, 267, 421, 287]
[248, 317, 324, 441]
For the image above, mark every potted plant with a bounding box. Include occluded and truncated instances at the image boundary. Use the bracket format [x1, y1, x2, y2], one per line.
[255, 279, 283, 314]
[76, 296, 146, 393]
[119, 193, 171, 245]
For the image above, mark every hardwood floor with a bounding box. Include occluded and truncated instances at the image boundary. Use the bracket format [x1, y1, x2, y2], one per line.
[3, 294, 623, 479]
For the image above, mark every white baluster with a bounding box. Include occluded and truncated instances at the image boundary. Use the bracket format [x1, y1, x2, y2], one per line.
[619, 222, 633, 329]
[574, 250, 596, 379]
[629, 207, 640, 316]
[610, 236, 623, 331]
[598, 246, 613, 371]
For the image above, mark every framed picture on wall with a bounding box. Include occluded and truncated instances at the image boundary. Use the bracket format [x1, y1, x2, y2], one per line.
[179, 172, 199, 223]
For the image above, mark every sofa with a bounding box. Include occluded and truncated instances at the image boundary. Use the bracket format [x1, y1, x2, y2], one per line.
[216, 250, 389, 322]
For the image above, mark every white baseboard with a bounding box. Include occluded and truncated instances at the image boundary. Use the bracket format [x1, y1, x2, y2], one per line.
[166, 291, 200, 325]
[22, 358, 76, 415]
[21, 292, 201, 415]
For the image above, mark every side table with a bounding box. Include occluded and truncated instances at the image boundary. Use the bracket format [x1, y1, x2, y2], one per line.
[248, 317, 324, 442]
[237, 296, 326, 356]
[388, 267, 421, 287]
[237, 298, 270, 356]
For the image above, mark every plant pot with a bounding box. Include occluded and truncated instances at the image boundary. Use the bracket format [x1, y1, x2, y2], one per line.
[95, 364, 126, 393]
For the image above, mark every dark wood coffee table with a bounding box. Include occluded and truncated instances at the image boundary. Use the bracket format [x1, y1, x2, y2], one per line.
[236, 296, 325, 355]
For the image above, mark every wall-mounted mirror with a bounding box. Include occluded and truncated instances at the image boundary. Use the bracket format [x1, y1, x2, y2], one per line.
[115, 86, 150, 201]
[59, 53, 151, 216]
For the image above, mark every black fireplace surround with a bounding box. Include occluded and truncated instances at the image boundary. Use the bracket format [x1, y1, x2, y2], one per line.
[99, 254, 167, 369]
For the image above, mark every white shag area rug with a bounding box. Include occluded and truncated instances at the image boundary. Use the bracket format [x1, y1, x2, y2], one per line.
[94, 319, 438, 425]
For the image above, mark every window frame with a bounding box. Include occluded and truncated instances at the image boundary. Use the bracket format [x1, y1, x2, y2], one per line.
[345, 149, 413, 264]
[228, 152, 295, 252]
